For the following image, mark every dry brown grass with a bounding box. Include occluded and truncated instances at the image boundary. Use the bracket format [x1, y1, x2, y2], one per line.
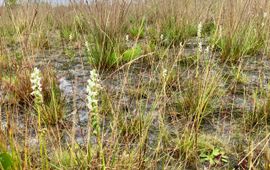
[0, 0, 270, 169]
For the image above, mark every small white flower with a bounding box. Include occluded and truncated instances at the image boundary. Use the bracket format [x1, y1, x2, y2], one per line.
[205, 46, 210, 55]
[125, 34, 129, 42]
[198, 41, 203, 53]
[160, 34, 164, 41]
[30, 67, 43, 103]
[69, 33, 73, 41]
[85, 41, 90, 53]
[162, 69, 167, 79]
[197, 22, 202, 39]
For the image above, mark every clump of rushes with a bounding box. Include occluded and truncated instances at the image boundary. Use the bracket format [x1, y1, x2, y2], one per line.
[29, 67, 64, 125]
[175, 46, 224, 122]
[86, 69, 105, 168]
[0, 57, 32, 104]
[85, 37, 120, 69]
[41, 68, 65, 125]
[30, 67, 48, 170]
[212, 23, 265, 63]
[2, 67, 33, 105]
[128, 17, 146, 39]
[1, 63, 64, 125]
[160, 17, 197, 46]
[85, 38, 143, 70]
[245, 88, 270, 129]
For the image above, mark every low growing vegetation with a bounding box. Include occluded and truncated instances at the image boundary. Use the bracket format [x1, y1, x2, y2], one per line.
[0, 0, 270, 169]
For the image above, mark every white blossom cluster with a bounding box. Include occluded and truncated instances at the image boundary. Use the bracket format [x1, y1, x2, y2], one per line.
[69, 33, 73, 41]
[197, 22, 203, 53]
[85, 41, 90, 53]
[86, 69, 102, 135]
[197, 22, 202, 38]
[30, 67, 43, 103]
[86, 69, 101, 111]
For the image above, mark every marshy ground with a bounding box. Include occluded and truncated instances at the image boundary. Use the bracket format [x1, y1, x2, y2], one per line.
[0, 1, 270, 169]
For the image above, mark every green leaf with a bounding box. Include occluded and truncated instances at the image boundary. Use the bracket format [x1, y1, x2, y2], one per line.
[0, 152, 13, 170]
[200, 148, 229, 166]
[109, 52, 119, 66]
[212, 148, 220, 156]
[122, 45, 142, 62]
[199, 153, 208, 158]
[221, 156, 229, 163]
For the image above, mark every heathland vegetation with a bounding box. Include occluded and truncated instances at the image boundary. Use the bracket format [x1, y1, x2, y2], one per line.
[0, 0, 270, 169]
